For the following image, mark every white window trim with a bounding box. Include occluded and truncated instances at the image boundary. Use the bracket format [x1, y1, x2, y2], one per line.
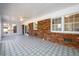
[50, 17, 62, 32]
[61, 16, 64, 32]
[51, 16, 79, 34]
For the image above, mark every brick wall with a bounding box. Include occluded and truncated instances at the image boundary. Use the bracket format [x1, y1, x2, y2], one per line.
[28, 18, 79, 48]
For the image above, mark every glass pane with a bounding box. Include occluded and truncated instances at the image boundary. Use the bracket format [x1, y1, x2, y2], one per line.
[54, 25, 57, 31]
[65, 15, 73, 23]
[74, 23, 79, 31]
[64, 28, 68, 31]
[57, 18, 61, 24]
[65, 17, 68, 23]
[75, 13, 79, 18]
[68, 24, 73, 31]
[57, 24, 61, 30]
[52, 18, 61, 31]
[75, 17, 79, 22]
[64, 24, 68, 31]
[57, 28, 61, 31]
[52, 19, 54, 24]
[68, 18, 73, 23]
[52, 27, 54, 31]
[54, 19, 57, 24]
[52, 24, 54, 30]
[68, 15, 73, 23]
[64, 24, 73, 31]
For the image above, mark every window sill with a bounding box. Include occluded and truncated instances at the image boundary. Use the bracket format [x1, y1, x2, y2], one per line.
[51, 31, 79, 34]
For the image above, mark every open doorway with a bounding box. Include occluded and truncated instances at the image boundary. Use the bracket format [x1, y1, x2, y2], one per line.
[22, 25, 24, 35]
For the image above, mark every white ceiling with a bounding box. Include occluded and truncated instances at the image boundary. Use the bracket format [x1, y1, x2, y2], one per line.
[0, 3, 79, 22]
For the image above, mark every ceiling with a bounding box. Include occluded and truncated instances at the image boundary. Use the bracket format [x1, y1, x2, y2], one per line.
[0, 3, 79, 22]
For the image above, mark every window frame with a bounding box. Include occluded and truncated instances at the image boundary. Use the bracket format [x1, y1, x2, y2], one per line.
[51, 13, 79, 34]
[51, 17, 62, 33]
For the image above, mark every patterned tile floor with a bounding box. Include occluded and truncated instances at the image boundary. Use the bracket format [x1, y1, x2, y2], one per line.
[0, 35, 79, 56]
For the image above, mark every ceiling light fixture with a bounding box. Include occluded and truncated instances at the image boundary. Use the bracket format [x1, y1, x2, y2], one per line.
[20, 18, 23, 21]
[18, 16, 24, 21]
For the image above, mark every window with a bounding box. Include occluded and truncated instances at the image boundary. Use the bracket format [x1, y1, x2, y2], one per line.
[51, 13, 79, 34]
[65, 13, 79, 32]
[52, 17, 62, 31]
[33, 21, 38, 30]
[64, 15, 73, 31]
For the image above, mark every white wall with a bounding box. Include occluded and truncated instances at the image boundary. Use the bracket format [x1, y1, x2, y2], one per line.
[24, 5, 79, 24]
[3, 23, 22, 36]
[2, 16, 23, 36]
[0, 16, 1, 40]
[0, 16, 3, 40]
[17, 22, 22, 35]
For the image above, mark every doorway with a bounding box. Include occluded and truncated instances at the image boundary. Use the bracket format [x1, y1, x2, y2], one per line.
[22, 25, 24, 35]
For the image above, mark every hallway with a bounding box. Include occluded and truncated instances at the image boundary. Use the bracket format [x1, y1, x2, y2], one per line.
[0, 35, 79, 56]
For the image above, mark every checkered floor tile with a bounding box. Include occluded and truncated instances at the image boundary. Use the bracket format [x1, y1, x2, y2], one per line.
[0, 35, 79, 56]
